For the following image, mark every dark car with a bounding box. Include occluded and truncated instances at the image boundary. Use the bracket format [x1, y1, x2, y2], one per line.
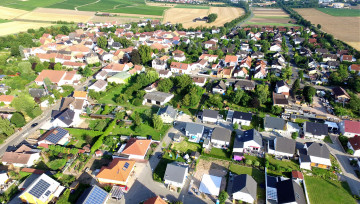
[31, 123, 38, 128]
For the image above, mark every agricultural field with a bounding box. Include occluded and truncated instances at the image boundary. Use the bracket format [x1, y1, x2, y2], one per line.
[0, 19, 11, 24]
[244, 8, 297, 27]
[296, 8, 360, 50]
[0, 0, 63, 11]
[316, 8, 360, 17]
[0, 6, 29, 20]
[163, 6, 244, 28]
[0, 21, 53, 36]
[16, 8, 95, 23]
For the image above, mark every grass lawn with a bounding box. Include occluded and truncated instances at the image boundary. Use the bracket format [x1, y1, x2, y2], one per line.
[210, 148, 231, 159]
[172, 139, 201, 154]
[246, 22, 300, 27]
[65, 128, 103, 148]
[317, 8, 360, 17]
[229, 164, 265, 200]
[304, 175, 357, 204]
[324, 135, 333, 143]
[0, 0, 64, 10]
[266, 154, 299, 177]
[97, 84, 126, 104]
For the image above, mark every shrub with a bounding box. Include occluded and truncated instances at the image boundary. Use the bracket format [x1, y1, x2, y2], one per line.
[347, 149, 354, 155]
[245, 159, 253, 166]
[291, 132, 298, 140]
[218, 190, 228, 204]
[10, 112, 26, 127]
[254, 161, 260, 167]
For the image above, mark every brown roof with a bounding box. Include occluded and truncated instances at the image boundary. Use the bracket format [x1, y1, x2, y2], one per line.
[104, 63, 127, 71]
[96, 158, 135, 183]
[192, 77, 206, 84]
[2, 152, 32, 165]
[225, 55, 238, 63]
[15, 144, 33, 153]
[63, 71, 77, 80]
[73, 91, 87, 98]
[332, 87, 350, 99]
[170, 62, 189, 70]
[21, 168, 45, 175]
[144, 196, 167, 204]
[349, 135, 360, 150]
[292, 170, 304, 180]
[35, 70, 66, 83]
[122, 138, 151, 157]
[0, 95, 14, 103]
[273, 92, 288, 105]
[349, 64, 360, 72]
[342, 55, 353, 61]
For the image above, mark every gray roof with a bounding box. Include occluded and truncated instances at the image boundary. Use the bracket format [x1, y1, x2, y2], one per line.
[231, 174, 257, 199]
[164, 162, 188, 183]
[264, 116, 286, 130]
[18, 174, 41, 190]
[143, 91, 174, 102]
[158, 106, 177, 119]
[233, 111, 252, 121]
[54, 108, 75, 126]
[185, 123, 204, 135]
[306, 142, 330, 159]
[29, 88, 47, 98]
[234, 80, 255, 89]
[275, 137, 296, 155]
[92, 80, 107, 89]
[277, 179, 306, 204]
[242, 129, 262, 146]
[202, 109, 219, 119]
[213, 80, 226, 90]
[304, 122, 328, 136]
[211, 127, 232, 142]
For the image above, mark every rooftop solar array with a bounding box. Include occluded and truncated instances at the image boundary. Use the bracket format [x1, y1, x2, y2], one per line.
[83, 186, 108, 204]
[122, 162, 130, 171]
[46, 127, 68, 144]
[28, 179, 51, 199]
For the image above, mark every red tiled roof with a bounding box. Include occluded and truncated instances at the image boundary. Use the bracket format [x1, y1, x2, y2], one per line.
[349, 136, 360, 150]
[35, 70, 66, 83]
[0, 95, 14, 103]
[292, 170, 304, 180]
[349, 64, 360, 72]
[225, 55, 238, 63]
[344, 120, 360, 135]
[144, 196, 167, 204]
[122, 138, 151, 157]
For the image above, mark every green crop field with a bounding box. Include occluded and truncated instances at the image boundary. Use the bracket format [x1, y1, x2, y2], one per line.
[174, 4, 210, 9]
[245, 22, 299, 27]
[317, 8, 360, 17]
[0, 19, 11, 24]
[0, 0, 167, 16]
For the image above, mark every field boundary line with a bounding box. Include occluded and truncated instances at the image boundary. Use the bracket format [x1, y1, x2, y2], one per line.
[75, 0, 101, 11]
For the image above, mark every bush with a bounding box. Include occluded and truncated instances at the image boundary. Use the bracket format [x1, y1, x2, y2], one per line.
[10, 112, 26, 127]
[207, 13, 218, 23]
[291, 132, 298, 139]
[347, 149, 354, 155]
[245, 159, 253, 166]
[218, 190, 228, 204]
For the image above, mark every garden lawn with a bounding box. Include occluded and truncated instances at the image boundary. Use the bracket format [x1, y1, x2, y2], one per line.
[209, 148, 231, 159]
[65, 128, 103, 148]
[267, 154, 299, 177]
[97, 84, 126, 104]
[304, 175, 356, 204]
[172, 139, 201, 154]
[112, 124, 170, 141]
[317, 8, 360, 17]
[229, 164, 265, 200]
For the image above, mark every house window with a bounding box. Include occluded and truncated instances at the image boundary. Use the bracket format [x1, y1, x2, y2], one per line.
[156, 101, 160, 105]
[147, 99, 151, 103]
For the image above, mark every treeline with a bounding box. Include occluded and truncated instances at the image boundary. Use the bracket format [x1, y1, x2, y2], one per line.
[277, 0, 319, 8]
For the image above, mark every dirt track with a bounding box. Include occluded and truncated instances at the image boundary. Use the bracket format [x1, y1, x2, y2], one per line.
[296, 8, 360, 51]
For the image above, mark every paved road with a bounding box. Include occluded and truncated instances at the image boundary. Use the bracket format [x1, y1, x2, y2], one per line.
[327, 135, 360, 197]
[0, 77, 93, 156]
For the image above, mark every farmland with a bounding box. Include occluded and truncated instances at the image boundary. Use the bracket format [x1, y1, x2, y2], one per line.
[16, 8, 95, 23]
[0, 6, 29, 20]
[316, 8, 360, 17]
[163, 7, 244, 28]
[296, 8, 360, 50]
[0, 21, 53, 36]
[244, 8, 297, 27]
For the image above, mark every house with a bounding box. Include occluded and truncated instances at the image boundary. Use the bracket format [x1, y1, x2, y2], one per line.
[76, 185, 109, 204]
[152, 59, 167, 70]
[348, 64, 360, 74]
[0, 95, 14, 105]
[276, 179, 306, 204]
[264, 116, 286, 133]
[143, 91, 174, 106]
[164, 162, 188, 188]
[199, 54, 218, 63]
[59, 97, 87, 115]
[19, 173, 64, 204]
[303, 122, 328, 140]
[347, 136, 360, 156]
[332, 87, 351, 102]
[35, 70, 80, 86]
[315, 48, 329, 55]
[158, 70, 172, 78]
[298, 142, 331, 170]
[253, 67, 267, 79]
[37, 127, 70, 146]
[230, 174, 257, 204]
[275, 80, 290, 98]
[144, 196, 167, 204]
[88, 80, 107, 92]
[211, 127, 232, 147]
[73, 91, 87, 100]
[217, 68, 233, 79]
[107, 72, 131, 84]
[202, 109, 219, 123]
[170, 62, 190, 74]
[204, 40, 217, 49]
[225, 55, 238, 67]
[270, 44, 282, 52]
[273, 93, 289, 107]
[128, 65, 144, 75]
[157, 106, 177, 124]
[192, 77, 207, 87]
[268, 137, 296, 158]
[96, 70, 108, 80]
[85, 52, 100, 65]
[232, 111, 252, 126]
[234, 80, 255, 91]
[96, 158, 136, 185]
[185, 123, 204, 143]
[199, 174, 222, 196]
[233, 129, 262, 156]
[121, 138, 151, 159]
[212, 80, 227, 94]
[322, 54, 337, 62]
[233, 67, 249, 78]
[341, 55, 355, 62]
[251, 51, 264, 59]
[0, 171, 8, 186]
[292, 170, 304, 182]
[103, 63, 129, 72]
[1, 144, 41, 167]
[51, 108, 77, 128]
[339, 120, 360, 137]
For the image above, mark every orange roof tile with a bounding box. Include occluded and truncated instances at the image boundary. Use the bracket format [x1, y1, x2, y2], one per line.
[0, 95, 14, 103]
[63, 71, 77, 80]
[96, 158, 135, 182]
[122, 138, 151, 157]
[73, 91, 87, 98]
[35, 70, 66, 83]
[103, 63, 127, 71]
[144, 196, 167, 204]
[225, 55, 238, 63]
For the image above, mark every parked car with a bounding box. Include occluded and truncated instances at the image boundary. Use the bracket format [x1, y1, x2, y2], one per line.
[31, 123, 38, 128]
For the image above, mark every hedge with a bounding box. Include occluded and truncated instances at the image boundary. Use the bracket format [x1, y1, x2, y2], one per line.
[90, 119, 117, 153]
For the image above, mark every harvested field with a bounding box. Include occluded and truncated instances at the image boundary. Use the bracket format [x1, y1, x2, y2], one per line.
[15, 8, 95, 23]
[193, 158, 229, 200]
[163, 6, 244, 28]
[0, 6, 29, 20]
[0, 21, 53, 36]
[90, 16, 148, 24]
[245, 8, 296, 27]
[296, 8, 360, 50]
[108, 13, 163, 18]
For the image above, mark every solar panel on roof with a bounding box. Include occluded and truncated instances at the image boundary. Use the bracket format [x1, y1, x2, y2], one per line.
[124, 162, 129, 169]
[46, 128, 68, 144]
[28, 179, 51, 199]
[44, 190, 51, 196]
[83, 186, 108, 204]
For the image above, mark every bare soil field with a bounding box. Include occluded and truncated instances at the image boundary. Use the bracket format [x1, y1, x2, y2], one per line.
[163, 6, 244, 28]
[245, 8, 295, 27]
[15, 8, 95, 23]
[250, 18, 290, 24]
[90, 16, 143, 23]
[0, 6, 29, 19]
[296, 8, 360, 50]
[0, 21, 53, 36]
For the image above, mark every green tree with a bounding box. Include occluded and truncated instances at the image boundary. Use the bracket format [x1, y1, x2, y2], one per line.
[54, 63, 62, 70]
[291, 132, 298, 140]
[133, 112, 142, 126]
[292, 79, 300, 94]
[60, 26, 71, 34]
[10, 112, 26, 128]
[35, 63, 45, 72]
[18, 61, 34, 76]
[271, 106, 282, 115]
[115, 94, 128, 104]
[303, 86, 316, 104]
[317, 24, 321, 29]
[81, 67, 92, 77]
[207, 13, 218, 23]
[233, 123, 239, 130]
[255, 84, 269, 104]
[230, 90, 244, 104]
[218, 190, 228, 204]
[138, 45, 152, 65]
[152, 114, 163, 131]
[11, 94, 41, 118]
[298, 70, 304, 81]
[0, 118, 15, 136]
[97, 36, 108, 49]
[207, 94, 223, 109]
[157, 78, 173, 93]
[281, 65, 292, 80]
